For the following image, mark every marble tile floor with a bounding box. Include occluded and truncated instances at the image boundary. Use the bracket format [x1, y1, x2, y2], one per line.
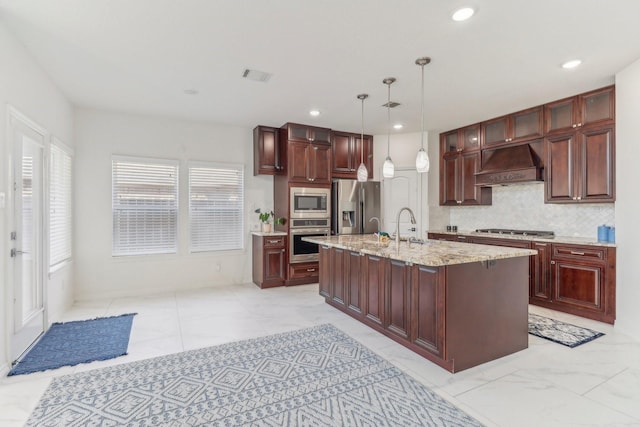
[1, 282, 639, 426]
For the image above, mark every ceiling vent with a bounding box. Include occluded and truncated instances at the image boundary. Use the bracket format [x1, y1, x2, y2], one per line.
[242, 69, 272, 82]
[382, 102, 401, 108]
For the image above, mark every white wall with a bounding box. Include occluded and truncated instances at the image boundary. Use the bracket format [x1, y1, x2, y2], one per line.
[0, 20, 74, 371]
[73, 109, 273, 300]
[614, 58, 640, 341]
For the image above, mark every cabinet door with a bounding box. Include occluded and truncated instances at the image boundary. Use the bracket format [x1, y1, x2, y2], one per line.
[332, 132, 354, 175]
[440, 153, 460, 205]
[482, 116, 509, 146]
[319, 245, 331, 298]
[264, 247, 286, 284]
[346, 251, 363, 315]
[310, 143, 332, 184]
[544, 97, 577, 134]
[460, 151, 491, 205]
[310, 127, 332, 144]
[411, 265, 444, 357]
[531, 242, 551, 302]
[580, 86, 614, 128]
[386, 259, 411, 340]
[363, 255, 384, 327]
[287, 123, 311, 142]
[577, 126, 615, 202]
[288, 141, 310, 182]
[552, 260, 604, 312]
[331, 248, 346, 307]
[462, 124, 481, 151]
[545, 133, 576, 203]
[442, 130, 460, 153]
[253, 126, 282, 175]
[512, 107, 543, 142]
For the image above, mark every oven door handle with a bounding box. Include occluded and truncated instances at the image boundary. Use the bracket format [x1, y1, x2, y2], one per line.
[290, 228, 331, 235]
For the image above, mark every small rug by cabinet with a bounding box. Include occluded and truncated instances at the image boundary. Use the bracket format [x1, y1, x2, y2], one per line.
[9, 313, 136, 376]
[26, 323, 482, 427]
[528, 313, 604, 348]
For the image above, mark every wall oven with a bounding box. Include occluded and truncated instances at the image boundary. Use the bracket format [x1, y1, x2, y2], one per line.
[289, 218, 330, 263]
[290, 187, 330, 219]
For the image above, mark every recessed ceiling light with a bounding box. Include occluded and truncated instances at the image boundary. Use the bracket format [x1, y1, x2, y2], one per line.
[562, 59, 582, 69]
[452, 7, 475, 21]
[183, 89, 199, 95]
[309, 110, 321, 117]
[393, 123, 403, 130]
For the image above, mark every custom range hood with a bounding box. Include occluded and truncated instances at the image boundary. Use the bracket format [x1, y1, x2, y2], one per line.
[475, 143, 543, 186]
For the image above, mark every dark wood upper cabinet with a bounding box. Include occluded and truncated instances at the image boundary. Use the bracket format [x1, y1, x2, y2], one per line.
[482, 106, 543, 147]
[331, 131, 373, 179]
[545, 125, 614, 203]
[440, 150, 491, 206]
[286, 123, 332, 144]
[286, 140, 332, 185]
[442, 124, 481, 154]
[253, 126, 284, 176]
[544, 85, 614, 134]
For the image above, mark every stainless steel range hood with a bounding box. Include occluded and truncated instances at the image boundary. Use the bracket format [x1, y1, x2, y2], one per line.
[475, 143, 543, 186]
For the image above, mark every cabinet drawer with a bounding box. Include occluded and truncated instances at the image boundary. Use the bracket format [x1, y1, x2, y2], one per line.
[552, 244, 606, 262]
[263, 236, 285, 247]
[289, 262, 319, 279]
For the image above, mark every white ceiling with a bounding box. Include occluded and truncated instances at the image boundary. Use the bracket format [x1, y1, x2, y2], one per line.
[1, 0, 640, 135]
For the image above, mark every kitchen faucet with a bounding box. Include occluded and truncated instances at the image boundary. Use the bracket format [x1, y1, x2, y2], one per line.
[369, 217, 381, 242]
[395, 207, 417, 248]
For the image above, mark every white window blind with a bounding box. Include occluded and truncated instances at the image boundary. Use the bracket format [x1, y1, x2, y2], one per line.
[112, 156, 178, 256]
[49, 141, 73, 268]
[189, 162, 244, 252]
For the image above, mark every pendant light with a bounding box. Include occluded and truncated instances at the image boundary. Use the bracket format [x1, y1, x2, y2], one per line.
[415, 57, 431, 173]
[382, 77, 396, 179]
[356, 94, 369, 182]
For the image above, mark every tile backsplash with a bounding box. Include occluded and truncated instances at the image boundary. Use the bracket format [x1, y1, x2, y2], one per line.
[448, 183, 615, 239]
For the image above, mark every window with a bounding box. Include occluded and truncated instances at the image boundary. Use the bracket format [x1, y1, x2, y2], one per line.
[189, 162, 244, 252]
[112, 156, 178, 256]
[49, 140, 73, 269]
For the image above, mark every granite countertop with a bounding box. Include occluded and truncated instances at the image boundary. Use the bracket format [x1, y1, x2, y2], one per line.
[303, 234, 537, 267]
[251, 231, 288, 237]
[428, 230, 617, 248]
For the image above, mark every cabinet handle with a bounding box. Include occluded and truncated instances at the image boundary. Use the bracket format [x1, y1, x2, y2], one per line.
[281, 249, 285, 252]
[457, 148, 463, 152]
[457, 200, 462, 204]
[577, 123, 582, 127]
[551, 260, 556, 265]
[457, 236, 467, 240]
[268, 240, 280, 244]
[572, 124, 577, 128]
[307, 268, 316, 272]
[570, 251, 585, 256]
[313, 146, 318, 150]
[576, 196, 582, 201]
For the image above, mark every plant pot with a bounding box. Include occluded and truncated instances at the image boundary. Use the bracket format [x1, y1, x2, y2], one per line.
[261, 223, 272, 233]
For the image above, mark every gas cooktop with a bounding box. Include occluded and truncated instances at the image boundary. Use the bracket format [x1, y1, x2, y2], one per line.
[474, 228, 555, 238]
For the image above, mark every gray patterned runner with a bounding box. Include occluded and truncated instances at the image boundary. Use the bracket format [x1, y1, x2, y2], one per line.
[26, 323, 481, 426]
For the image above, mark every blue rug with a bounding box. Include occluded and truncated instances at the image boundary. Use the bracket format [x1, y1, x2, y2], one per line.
[9, 313, 136, 376]
[26, 324, 482, 426]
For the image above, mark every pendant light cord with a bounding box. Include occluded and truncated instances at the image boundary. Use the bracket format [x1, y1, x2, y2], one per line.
[420, 63, 425, 150]
[387, 81, 391, 156]
[361, 97, 365, 165]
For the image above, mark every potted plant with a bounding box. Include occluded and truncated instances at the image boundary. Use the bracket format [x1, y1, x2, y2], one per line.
[255, 208, 274, 232]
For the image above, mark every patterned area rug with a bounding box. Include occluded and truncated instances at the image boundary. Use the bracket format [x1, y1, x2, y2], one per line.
[528, 313, 604, 348]
[26, 324, 482, 426]
[9, 313, 136, 376]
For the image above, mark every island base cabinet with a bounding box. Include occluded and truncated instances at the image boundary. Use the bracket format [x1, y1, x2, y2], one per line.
[363, 254, 384, 327]
[411, 265, 445, 358]
[319, 246, 530, 372]
[445, 258, 529, 372]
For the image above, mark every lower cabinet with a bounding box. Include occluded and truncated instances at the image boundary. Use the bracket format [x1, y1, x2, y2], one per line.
[549, 244, 615, 324]
[288, 261, 319, 286]
[330, 247, 346, 308]
[318, 245, 331, 297]
[530, 242, 552, 303]
[362, 254, 384, 327]
[411, 264, 445, 358]
[252, 234, 286, 288]
[386, 259, 411, 340]
[346, 250, 364, 315]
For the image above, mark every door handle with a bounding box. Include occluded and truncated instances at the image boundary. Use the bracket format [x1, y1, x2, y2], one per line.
[10, 249, 28, 257]
[409, 227, 416, 232]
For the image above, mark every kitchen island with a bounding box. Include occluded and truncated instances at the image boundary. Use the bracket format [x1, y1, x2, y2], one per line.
[304, 234, 537, 372]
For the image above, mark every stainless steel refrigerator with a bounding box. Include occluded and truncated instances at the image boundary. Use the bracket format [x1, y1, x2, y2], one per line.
[331, 179, 381, 235]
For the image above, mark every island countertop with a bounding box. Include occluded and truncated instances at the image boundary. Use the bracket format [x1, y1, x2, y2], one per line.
[303, 234, 537, 267]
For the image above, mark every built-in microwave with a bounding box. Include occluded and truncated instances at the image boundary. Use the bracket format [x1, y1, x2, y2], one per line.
[290, 187, 330, 219]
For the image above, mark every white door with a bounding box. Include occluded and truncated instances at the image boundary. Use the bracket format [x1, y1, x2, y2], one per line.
[383, 168, 420, 240]
[9, 114, 46, 362]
